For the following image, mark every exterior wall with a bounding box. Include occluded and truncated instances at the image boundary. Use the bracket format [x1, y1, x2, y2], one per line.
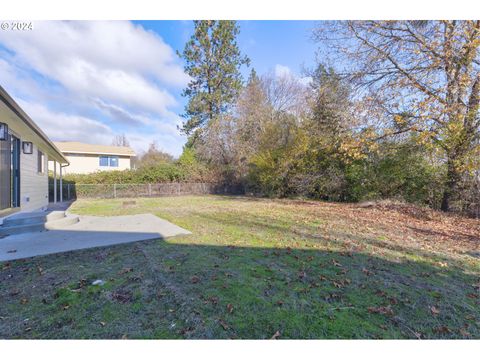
[61, 153, 132, 174]
[19, 142, 49, 212]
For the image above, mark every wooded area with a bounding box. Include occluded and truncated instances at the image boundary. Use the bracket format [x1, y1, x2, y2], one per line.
[62, 21, 480, 216]
[176, 20, 480, 216]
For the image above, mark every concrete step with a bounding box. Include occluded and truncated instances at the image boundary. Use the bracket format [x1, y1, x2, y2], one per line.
[0, 222, 47, 236]
[45, 215, 80, 229]
[0, 211, 79, 236]
[3, 211, 66, 227]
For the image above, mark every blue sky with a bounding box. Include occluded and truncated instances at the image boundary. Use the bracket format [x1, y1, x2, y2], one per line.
[0, 21, 318, 157]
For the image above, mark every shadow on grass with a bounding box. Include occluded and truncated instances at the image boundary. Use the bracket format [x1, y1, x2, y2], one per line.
[0, 226, 478, 339]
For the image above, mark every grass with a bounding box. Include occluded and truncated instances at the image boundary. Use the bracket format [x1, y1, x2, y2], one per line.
[0, 195, 479, 339]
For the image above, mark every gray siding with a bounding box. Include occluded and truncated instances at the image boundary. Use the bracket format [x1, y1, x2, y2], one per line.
[20, 142, 49, 212]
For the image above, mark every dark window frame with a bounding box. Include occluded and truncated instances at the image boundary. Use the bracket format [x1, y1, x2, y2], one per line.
[37, 149, 44, 174]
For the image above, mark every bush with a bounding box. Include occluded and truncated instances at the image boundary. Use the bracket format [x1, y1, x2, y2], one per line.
[52, 149, 216, 186]
[246, 138, 446, 208]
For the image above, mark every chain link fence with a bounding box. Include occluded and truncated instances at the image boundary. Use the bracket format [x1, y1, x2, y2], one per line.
[49, 182, 245, 202]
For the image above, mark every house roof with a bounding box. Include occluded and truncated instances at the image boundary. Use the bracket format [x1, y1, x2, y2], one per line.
[0, 85, 69, 164]
[54, 141, 136, 157]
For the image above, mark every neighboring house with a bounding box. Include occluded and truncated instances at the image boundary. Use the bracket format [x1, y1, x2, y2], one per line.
[0, 86, 69, 218]
[53, 141, 136, 174]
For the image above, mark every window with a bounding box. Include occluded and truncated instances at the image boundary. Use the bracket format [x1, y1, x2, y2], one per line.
[37, 150, 44, 173]
[109, 156, 118, 167]
[99, 156, 109, 167]
[99, 156, 119, 167]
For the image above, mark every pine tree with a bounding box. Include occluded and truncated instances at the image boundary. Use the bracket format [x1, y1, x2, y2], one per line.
[179, 20, 250, 139]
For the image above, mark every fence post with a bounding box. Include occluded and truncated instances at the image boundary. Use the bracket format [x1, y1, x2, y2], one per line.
[113, 184, 117, 198]
[148, 183, 152, 196]
[67, 184, 70, 200]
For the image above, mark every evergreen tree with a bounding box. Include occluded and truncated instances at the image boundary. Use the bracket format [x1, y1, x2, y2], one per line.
[179, 20, 250, 138]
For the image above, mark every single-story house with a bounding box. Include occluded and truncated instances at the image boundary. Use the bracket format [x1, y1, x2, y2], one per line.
[0, 85, 69, 219]
[53, 141, 136, 174]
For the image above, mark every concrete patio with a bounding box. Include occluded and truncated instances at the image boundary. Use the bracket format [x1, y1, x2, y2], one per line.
[0, 212, 191, 261]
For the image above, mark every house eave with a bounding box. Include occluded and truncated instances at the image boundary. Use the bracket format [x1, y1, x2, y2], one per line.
[63, 151, 136, 157]
[0, 85, 69, 165]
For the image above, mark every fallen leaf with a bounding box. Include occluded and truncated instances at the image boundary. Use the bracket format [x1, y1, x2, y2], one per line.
[190, 275, 200, 284]
[332, 259, 342, 267]
[368, 306, 394, 316]
[386, 297, 397, 305]
[119, 267, 133, 275]
[20, 298, 28, 305]
[271, 330, 281, 339]
[459, 328, 471, 337]
[179, 326, 194, 335]
[111, 290, 133, 304]
[208, 296, 219, 305]
[226, 303, 234, 314]
[434, 325, 451, 334]
[100, 321, 106, 327]
[430, 306, 440, 316]
[219, 319, 229, 330]
[413, 331, 423, 339]
[362, 268, 373, 276]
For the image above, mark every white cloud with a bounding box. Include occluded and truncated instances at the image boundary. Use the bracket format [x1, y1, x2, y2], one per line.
[0, 21, 189, 155]
[18, 99, 115, 145]
[274, 64, 292, 78]
[0, 21, 187, 115]
[274, 63, 312, 86]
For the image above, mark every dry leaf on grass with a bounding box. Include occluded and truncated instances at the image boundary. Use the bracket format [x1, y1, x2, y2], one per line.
[430, 306, 440, 316]
[271, 330, 281, 339]
[368, 306, 394, 316]
[119, 267, 133, 274]
[219, 319, 229, 330]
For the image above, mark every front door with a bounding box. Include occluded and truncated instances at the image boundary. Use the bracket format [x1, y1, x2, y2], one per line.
[0, 133, 12, 210]
[0, 134, 21, 210]
[11, 135, 20, 208]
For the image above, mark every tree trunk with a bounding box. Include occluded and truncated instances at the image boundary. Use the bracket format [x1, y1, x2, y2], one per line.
[441, 156, 461, 212]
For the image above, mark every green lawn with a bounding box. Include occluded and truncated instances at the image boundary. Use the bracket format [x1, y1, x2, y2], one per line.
[1, 195, 479, 339]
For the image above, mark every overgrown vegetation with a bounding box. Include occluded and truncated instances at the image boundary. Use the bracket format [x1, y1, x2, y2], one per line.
[1, 196, 478, 339]
[172, 21, 480, 216]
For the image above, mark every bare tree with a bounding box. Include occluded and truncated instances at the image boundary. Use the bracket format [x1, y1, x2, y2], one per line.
[112, 134, 130, 147]
[314, 21, 480, 211]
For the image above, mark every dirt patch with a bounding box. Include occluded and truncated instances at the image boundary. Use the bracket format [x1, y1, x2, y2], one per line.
[109, 289, 133, 304]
